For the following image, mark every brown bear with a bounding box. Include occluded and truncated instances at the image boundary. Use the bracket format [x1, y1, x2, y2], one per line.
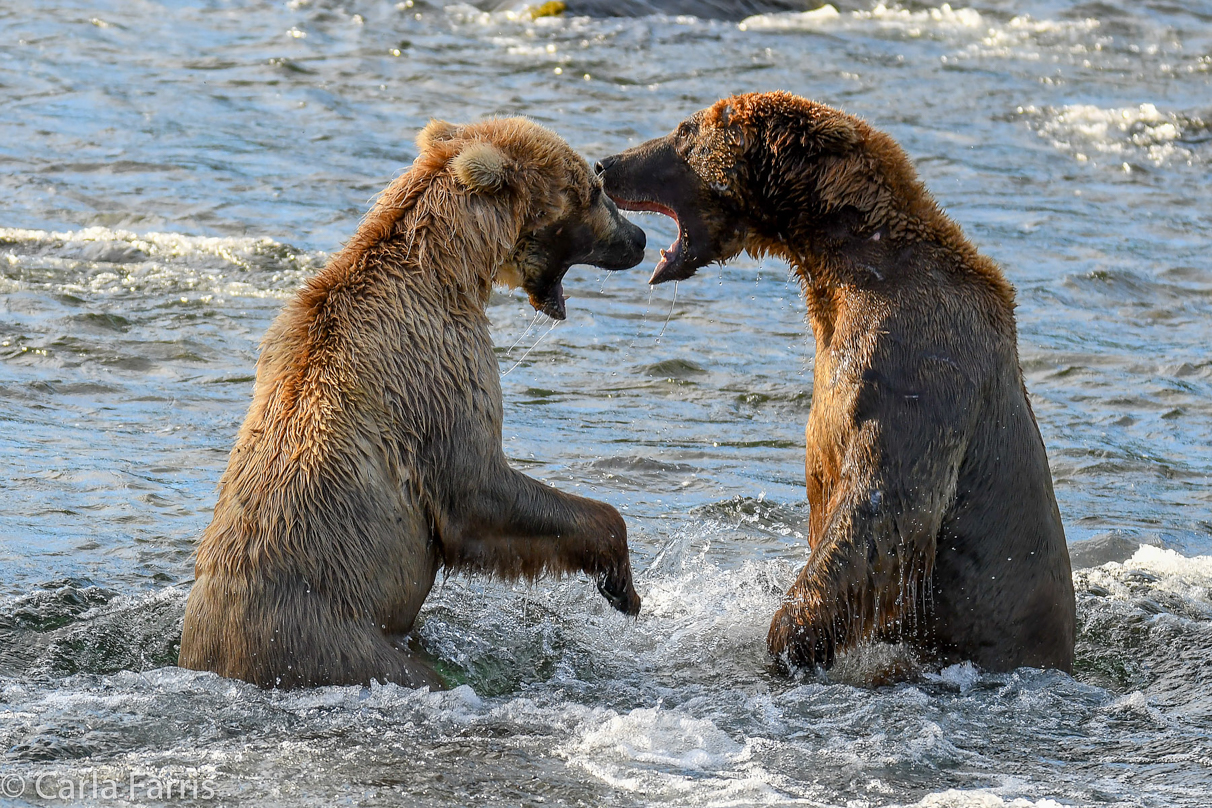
[598, 91, 1076, 674]
[179, 117, 646, 690]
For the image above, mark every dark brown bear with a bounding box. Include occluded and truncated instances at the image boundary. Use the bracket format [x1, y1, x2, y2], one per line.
[179, 117, 645, 690]
[598, 91, 1075, 674]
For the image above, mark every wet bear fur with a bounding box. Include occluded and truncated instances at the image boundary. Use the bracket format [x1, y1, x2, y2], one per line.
[179, 117, 645, 689]
[599, 91, 1076, 674]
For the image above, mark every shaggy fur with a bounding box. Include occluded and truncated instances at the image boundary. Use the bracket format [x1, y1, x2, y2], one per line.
[179, 117, 644, 689]
[599, 92, 1076, 674]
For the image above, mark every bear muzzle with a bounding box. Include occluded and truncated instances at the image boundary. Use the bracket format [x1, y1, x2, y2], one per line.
[597, 145, 713, 285]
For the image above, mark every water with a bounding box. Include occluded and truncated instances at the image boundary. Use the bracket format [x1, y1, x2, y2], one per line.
[1, 0, 1211, 805]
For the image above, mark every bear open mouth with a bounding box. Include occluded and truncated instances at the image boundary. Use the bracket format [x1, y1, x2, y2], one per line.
[610, 198, 688, 285]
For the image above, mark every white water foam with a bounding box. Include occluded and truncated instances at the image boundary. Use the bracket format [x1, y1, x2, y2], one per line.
[444, 2, 626, 29]
[1020, 103, 1205, 167]
[0, 226, 318, 300]
[739, 3, 1104, 60]
[566, 706, 749, 771]
[1081, 544, 1212, 608]
[741, 3, 983, 35]
[1125, 544, 1212, 581]
[4, 536, 1210, 805]
[445, 2, 565, 25]
[909, 791, 1066, 808]
[560, 706, 803, 805]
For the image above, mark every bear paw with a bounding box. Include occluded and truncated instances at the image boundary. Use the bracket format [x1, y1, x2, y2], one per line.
[767, 606, 835, 672]
[597, 571, 641, 616]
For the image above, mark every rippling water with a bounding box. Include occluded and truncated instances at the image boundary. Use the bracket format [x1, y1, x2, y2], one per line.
[2, 1, 1211, 806]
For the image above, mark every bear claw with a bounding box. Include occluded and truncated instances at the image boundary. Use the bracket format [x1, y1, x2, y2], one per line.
[597, 574, 641, 616]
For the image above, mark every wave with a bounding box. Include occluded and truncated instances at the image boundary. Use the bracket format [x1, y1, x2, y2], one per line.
[0, 579, 185, 679]
[7, 521, 1211, 691]
[1018, 102, 1211, 168]
[741, 2, 985, 34]
[0, 226, 319, 300]
[909, 792, 1070, 808]
[739, 3, 1106, 60]
[3, 529, 1212, 803]
[473, 0, 806, 21]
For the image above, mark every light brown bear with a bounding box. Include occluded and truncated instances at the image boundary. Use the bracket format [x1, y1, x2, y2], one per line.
[179, 117, 645, 689]
[598, 91, 1076, 674]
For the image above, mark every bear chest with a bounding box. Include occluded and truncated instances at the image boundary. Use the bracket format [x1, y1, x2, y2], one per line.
[804, 347, 869, 546]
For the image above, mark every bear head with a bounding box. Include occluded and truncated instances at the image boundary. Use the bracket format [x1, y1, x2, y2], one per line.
[417, 117, 646, 319]
[596, 91, 921, 285]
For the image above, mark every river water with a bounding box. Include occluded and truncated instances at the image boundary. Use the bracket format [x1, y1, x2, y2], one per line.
[2, 1, 1211, 806]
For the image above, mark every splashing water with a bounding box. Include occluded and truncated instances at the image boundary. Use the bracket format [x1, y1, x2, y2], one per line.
[2, 0, 1212, 805]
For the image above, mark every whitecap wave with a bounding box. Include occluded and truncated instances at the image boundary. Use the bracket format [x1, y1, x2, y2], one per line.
[4, 533, 1212, 804]
[739, 3, 1104, 60]
[741, 2, 983, 35]
[444, 2, 586, 27]
[910, 791, 1068, 808]
[1082, 544, 1212, 607]
[559, 706, 802, 804]
[0, 226, 319, 300]
[566, 706, 748, 770]
[1019, 102, 1208, 167]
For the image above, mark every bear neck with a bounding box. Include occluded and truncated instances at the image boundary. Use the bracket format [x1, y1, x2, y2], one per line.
[317, 165, 523, 314]
[740, 140, 1016, 342]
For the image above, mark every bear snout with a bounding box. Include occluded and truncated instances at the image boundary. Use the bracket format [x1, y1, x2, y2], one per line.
[618, 216, 647, 266]
[590, 198, 647, 271]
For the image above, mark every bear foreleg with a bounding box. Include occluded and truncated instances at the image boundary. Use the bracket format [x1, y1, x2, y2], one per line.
[766, 490, 939, 671]
[438, 465, 640, 615]
[768, 405, 971, 671]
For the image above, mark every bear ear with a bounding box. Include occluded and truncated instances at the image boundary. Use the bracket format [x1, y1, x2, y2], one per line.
[813, 116, 861, 151]
[451, 142, 513, 193]
[417, 119, 462, 152]
[713, 103, 749, 150]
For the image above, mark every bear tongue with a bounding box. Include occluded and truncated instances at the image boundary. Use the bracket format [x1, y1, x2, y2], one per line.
[607, 197, 686, 286]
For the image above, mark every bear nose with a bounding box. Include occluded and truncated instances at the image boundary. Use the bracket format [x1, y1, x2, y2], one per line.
[627, 220, 646, 253]
[595, 156, 616, 175]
